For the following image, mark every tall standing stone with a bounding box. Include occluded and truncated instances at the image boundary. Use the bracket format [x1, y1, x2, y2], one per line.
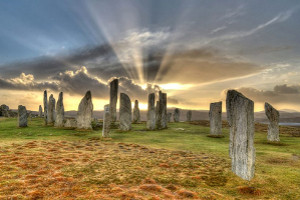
[147, 93, 156, 130]
[209, 102, 222, 136]
[39, 105, 43, 117]
[43, 90, 48, 125]
[265, 102, 280, 142]
[119, 93, 132, 131]
[55, 92, 64, 127]
[102, 104, 111, 137]
[133, 100, 141, 123]
[186, 110, 192, 122]
[109, 79, 118, 126]
[226, 90, 255, 181]
[77, 91, 93, 130]
[173, 108, 180, 122]
[156, 91, 167, 129]
[167, 113, 172, 122]
[18, 105, 27, 127]
[47, 94, 56, 125]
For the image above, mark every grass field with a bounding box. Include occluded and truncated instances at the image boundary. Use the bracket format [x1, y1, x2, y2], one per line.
[0, 117, 299, 199]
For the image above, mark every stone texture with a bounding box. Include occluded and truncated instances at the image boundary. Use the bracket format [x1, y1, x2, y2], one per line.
[147, 93, 156, 130]
[39, 105, 43, 117]
[209, 102, 222, 136]
[186, 110, 192, 122]
[119, 93, 132, 131]
[102, 104, 111, 137]
[43, 90, 48, 125]
[109, 79, 118, 125]
[167, 112, 172, 122]
[156, 91, 167, 129]
[47, 94, 56, 125]
[64, 118, 77, 128]
[55, 92, 64, 127]
[173, 108, 180, 122]
[0, 104, 9, 117]
[133, 100, 141, 123]
[18, 105, 27, 127]
[226, 90, 255, 181]
[76, 91, 93, 130]
[265, 102, 280, 142]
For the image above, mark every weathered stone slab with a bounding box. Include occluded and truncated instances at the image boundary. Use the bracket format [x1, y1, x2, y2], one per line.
[133, 100, 141, 123]
[55, 92, 64, 127]
[77, 91, 93, 130]
[119, 93, 132, 131]
[102, 104, 111, 137]
[186, 110, 192, 122]
[173, 108, 180, 122]
[226, 90, 255, 181]
[167, 112, 172, 122]
[147, 93, 156, 130]
[18, 105, 27, 127]
[43, 90, 48, 125]
[209, 102, 222, 136]
[47, 94, 56, 125]
[39, 105, 43, 117]
[64, 118, 77, 128]
[156, 91, 167, 129]
[109, 79, 118, 125]
[265, 102, 280, 142]
[0, 104, 9, 117]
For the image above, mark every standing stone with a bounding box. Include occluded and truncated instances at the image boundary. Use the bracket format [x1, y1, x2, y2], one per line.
[173, 108, 180, 122]
[47, 94, 56, 125]
[209, 102, 222, 136]
[64, 118, 77, 128]
[226, 90, 255, 181]
[167, 113, 172, 122]
[119, 93, 132, 131]
[186, 110, 192, 122]
[102, 104, 111, 137]
[156, 91, 167, 129]
[18, 105, 27, 127]
[133, 100, 141, 123]
[147, 93, 156, 130]
[43, 90, 48, 125]
[0, 104, 9, 117]
[55, 92, 64, 127]
[265, 102, 280, 142]
[77, 91, 93, 130]
[39, 105, 43, 117]
[109, 79, 118, 126]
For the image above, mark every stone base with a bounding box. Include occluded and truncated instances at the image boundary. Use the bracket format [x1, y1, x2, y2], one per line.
[206, 134, 225, 138]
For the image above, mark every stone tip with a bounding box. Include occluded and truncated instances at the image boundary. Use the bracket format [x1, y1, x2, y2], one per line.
[85, 91, 92, 99]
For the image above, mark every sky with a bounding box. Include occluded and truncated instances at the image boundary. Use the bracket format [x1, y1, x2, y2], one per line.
[0, 0, 300, 112]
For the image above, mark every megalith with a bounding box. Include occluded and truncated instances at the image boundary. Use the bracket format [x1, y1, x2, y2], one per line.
[43, 90, 48, 125]
[102, 104, 111, 137]
[167, 112, 172, 122]
[47, 94, 56, 125]
[76, 91, 93, 130]
[18, 105, 27, 127]
[109, 79, 118, 125]
[119, 93, 132, 131]
[226, 90, 255, 181]
[265, 102, 280, 142]
[186, 110, 192, 122]
[156, 91, 167, 129]
[209, 102, 222, 136]
[55, 92, 64, 127]
[147, 93, 156, 130]
[39, 105, 43, 117]
[173, 108, 180, 122]
[133, 100, 141, 123]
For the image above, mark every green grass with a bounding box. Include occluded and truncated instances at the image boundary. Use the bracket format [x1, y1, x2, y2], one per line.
[0, 117, 300, 199]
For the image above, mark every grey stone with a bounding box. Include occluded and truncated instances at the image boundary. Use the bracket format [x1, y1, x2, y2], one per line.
[173, 108, 180, 122]
[265, 102, 280, 142]
[55, 92, 64, 127]
[167, 112, 172, 122]
[43, 90, 48, 125]
[39, 105, 43, 117]
[18, 105, 27, 127]
[186, 110, 192, 122]
[156, 91, 167, 129]
[47, 94, 56, 125]
[102, 104, 111, 137]
[133, 100, 141, 123]
[119, 93, 132, 131]
[0, 104, 10, 117]
[64, 118, 77, 128]
[147, 93, 156, 130]
[226, 90, 255, 181]
[209, 102, 222, 136]
[109, 79, 118, 125]
[77, 91, 93, 130]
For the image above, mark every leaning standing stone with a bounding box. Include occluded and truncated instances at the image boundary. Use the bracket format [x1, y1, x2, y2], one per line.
[77, 91, 93, 130]
[39, 105, 43, 117]
[186, 110, 192, 122]
[173, 108, 180, 122]
[102, 104, 111, 137]
[133, 100, 141, 123]
[109, 79, 118, 126]
[47, 94, 56, 125]
[18, 105, 27, 127]
[147, 93, 156, 130]
[43, 90, 48, 125]
[119, 93, 132, 131]
[209, 102, 222, 136]
[55, 92, 64, 127]
[265, 102, 280, 142]
[226, 90, 255, 181]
